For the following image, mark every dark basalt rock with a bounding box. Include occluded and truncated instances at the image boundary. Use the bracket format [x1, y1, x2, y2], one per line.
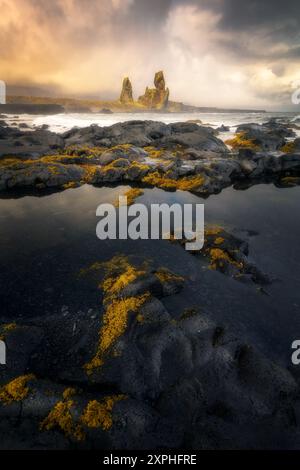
[0, 120, 300, 194]
[216, 124, 230, 132]
[0, 255, 299, 449]
[236, 121, 296, 151]
[0, 125, 64, 157]
[62, 121, 228, 152]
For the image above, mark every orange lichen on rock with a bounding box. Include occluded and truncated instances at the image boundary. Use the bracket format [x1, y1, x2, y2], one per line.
[214, 237, 225, 245]
[85, 293, 150, 374]
[155, 267, 184, 284]
[225, 132, 260, 150]
[81, 395, 126, 430]
[280, 141, 296, 153]
[100, 255, 146, 299]
[0, 322, 18, 340]
[62, 387, 77, 400]
[41, 399, 85, 441]
[209, 248, 242, 270]
[115, 188, 144, 207]
[100, 294, 150, 352]
[63, 181, 78, 189]
[142, 171, 205, 191]
[205, 226, 223, 236]
[84, 255, 150, 374]
[0, 374, 35, 405]
[82, 164, 98, 182]
[280, 176, 300, 186]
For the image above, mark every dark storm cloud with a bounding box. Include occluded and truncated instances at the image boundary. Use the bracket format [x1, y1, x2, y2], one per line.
[218, 0, 300, 31]
[1, 0, 299, 108]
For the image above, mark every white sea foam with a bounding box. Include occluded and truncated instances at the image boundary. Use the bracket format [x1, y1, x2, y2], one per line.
[4, 111, 299, 138]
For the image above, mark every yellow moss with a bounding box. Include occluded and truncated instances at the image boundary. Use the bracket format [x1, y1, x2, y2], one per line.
[2, 322, 17, 332]
[143, 171, 205, 191]
[129, 161, 150, 171]
[155, 267, 184, 284]
[100, 294, 150, 352]
[83, 255, 152, 374]
[0, 374, 35, 405]
[82, 164, 98, 182]
[281, 141, 296, 153]
[62, 387, 77, 400]
[102, 266, 145, 297]
[41, 399, 85, 441]
[84, 356, 104, 374]
[280, 176, 300, 186]
[214, 237, 225, 245]
[80, 395, 126, 430]
[111, 143, 132, 151]
[209, 248, 242, 270]
[142, 171, 176, 189]
[136, 313, 144, 323]
[85, 293, 149, 374]
[100, 255, 146, 298]
[205, 226, 223, 236]
[143, 147, 168, 159]
[0, 157, 24, 167]
[47, 165, 61, 176]
[225, 132, 260, 150]
[115, 188, 144, 207]
[0, 322, 18, 341]
[63, 181, 78, 189]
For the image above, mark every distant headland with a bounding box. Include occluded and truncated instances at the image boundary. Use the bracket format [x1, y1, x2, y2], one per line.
[2, 71, 265, 114]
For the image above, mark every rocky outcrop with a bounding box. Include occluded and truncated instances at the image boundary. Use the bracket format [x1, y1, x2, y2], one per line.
[63, 120, 227, 151]
[226, 120, 296, 151]
[0, 125, 64, 158]
[0, 255, 300, 449]
[119, 77, 133, 105]
[1, 120, 300, 193]
[138, 71, 169, 110]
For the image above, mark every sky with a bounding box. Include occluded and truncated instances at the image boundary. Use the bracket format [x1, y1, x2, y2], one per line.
[1, 0, 300, 110]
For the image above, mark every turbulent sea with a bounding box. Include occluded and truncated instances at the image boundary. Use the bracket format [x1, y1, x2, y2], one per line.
[6, 110, 300, 138]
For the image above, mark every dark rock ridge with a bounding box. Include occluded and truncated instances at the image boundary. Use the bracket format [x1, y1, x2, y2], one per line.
[1, 255, 300, 449]
[0, 119, 300, 193]
[229, 120, 296, 151]
[170, 227, 271, 287]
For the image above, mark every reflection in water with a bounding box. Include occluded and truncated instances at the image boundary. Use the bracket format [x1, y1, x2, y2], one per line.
[0, 183, 300, 363]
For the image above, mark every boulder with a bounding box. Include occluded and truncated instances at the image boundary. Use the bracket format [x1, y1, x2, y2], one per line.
[236, 121, 295, 151]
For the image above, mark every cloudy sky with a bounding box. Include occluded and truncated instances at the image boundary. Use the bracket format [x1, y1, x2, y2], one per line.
[1, 0, 300, 109]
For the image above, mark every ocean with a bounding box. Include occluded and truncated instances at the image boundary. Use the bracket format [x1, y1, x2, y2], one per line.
[5, 111, 300, 139]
